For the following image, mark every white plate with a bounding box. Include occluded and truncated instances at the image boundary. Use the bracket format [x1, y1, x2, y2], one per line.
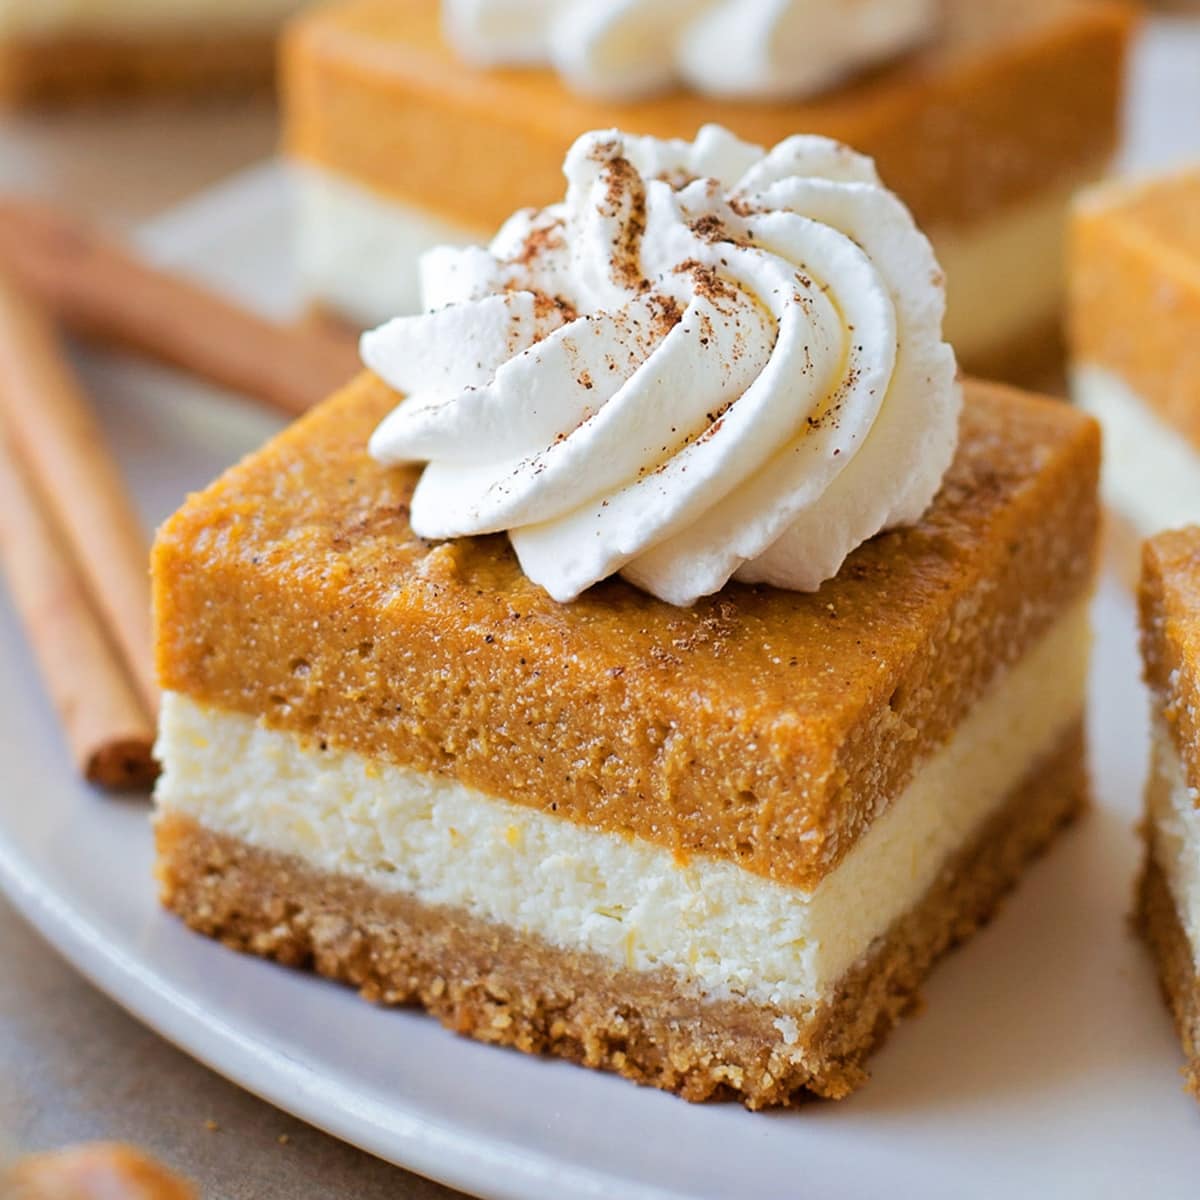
[5, 27, 1200, 1194]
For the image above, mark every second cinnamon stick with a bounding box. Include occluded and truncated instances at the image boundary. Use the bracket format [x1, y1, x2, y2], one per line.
[0, 197, 361, 417]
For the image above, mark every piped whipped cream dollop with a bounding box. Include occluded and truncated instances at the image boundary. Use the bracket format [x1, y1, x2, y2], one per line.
[365, 125, 960, 607]
[443, 0, 937, 101]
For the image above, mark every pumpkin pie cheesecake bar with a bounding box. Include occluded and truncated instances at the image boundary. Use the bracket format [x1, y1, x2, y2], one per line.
[0, 1, 308, 104]
[282, 0, 1133, 383]
[1069, 168, 1200, 563]
[1137, 529, 1200, 1096]
[153, 127, 1100, 1105]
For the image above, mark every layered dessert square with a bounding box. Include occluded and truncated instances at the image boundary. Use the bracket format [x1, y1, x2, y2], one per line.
[1137, 528, 1200, 1096]
[153, 123, 1100, 1105]
[282, 0, 1133, 383]
[152, 376, 1099, 1106]
[1069, 168, 1200, 565]
[0, 1, 308, 104]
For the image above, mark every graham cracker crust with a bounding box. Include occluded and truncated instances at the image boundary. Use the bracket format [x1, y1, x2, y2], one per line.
[1136, 855, 1200, 1097]
[155, 720, 1086, 1108]
[0, 32, 279, 106]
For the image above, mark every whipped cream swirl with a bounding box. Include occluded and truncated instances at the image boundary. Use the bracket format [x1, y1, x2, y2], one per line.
[443, 0, 937, 101]
[365, 125, 960, 607]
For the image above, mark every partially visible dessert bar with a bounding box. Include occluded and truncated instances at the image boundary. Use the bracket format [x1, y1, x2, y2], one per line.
[0, 1, 307, 103]
[1137, 529, 1200, 1097]
[152, 375, 1100, 1106]
[1069, 168, 1200, 560]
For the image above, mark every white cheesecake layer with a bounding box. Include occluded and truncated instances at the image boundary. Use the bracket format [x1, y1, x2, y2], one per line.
[1147, 715, 1200, 965]
[937, 174, 1083, 362]
[294, 163, 1086, 360]
[155, 601, 1089, 1009]
[294, 167, 481, 326]
[0, 0, 304, 39]
[1072, 364, 1200, 537]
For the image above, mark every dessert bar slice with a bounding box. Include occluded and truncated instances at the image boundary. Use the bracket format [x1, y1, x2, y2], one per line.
[282, 0, 1132, 382]
[152, 374, 1099, 1107]
[1070, 168, 1200, 565]
[0, 2, 307, 104]
[1137, 528, 1200, 1096]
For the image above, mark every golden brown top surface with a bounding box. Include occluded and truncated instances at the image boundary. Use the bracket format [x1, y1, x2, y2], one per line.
[284, 0, 1131, 234]
[1070, 169, 1200, 444]
[154, 374, 1099, 888]
[1141, 528, 1200, 793]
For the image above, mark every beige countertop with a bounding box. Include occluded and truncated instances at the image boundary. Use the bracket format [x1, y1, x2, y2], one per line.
[0, 97, 467, 1200]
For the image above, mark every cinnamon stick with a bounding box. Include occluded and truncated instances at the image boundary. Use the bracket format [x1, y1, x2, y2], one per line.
[0, 274, 158, 718]
[3, 1142, 196, 1199]
[0, 420, 156, 790]
[0, 197, 361, 417]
